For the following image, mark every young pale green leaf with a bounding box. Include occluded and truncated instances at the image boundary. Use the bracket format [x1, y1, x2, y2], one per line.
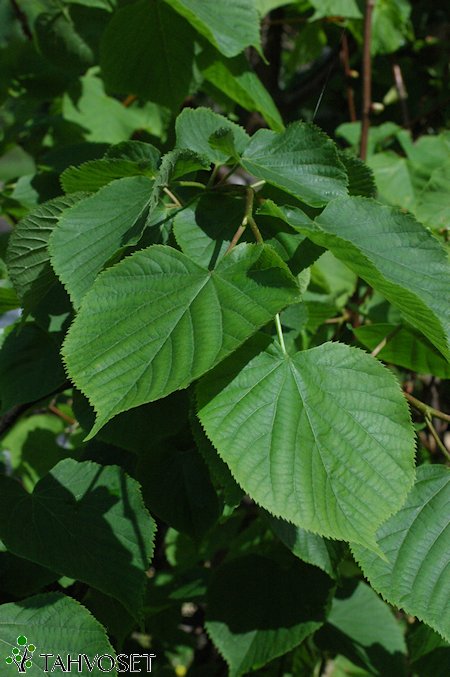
[175, 107, 249, 165]
[0, 593, 116, 675]
[241, 123, 348, 206]
[309, 0, 362, 19]
[266, 514, 345, 579]
[0, 459, 155, 618]
[205, 553, 334, 677]
[49, 176, 153, 308]
[6, 194, 84, 313]
[355, 323, 450, 379]
[352, 465, 450, 642]
[198, 49, 284, 132]
[197, 335, 415, 549]
[318, 581, 407, 676]
[100, 0, 196, 108]
[0, 323, 66, 414]
[60, 158, 157, 193]
[63, 244, 300, 437]
[165, 0, 262, 57]
[279, 197, 450, 360]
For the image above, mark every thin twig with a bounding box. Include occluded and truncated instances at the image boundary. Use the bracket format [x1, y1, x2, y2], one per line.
[10, 0, 33, 40]
[370, 325, 401, 357]
[360, 0, 376, 160]
[391, 59, 411, 129]
[163, 187, 182, 208]
[404, 392, 450, 424]
[48, 404, 76, 425]
[425, 415, 450, 461]
[340, 32, 357, 122]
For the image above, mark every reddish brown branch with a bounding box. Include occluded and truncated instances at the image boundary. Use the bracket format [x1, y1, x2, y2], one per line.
[360, 0, 376, 160]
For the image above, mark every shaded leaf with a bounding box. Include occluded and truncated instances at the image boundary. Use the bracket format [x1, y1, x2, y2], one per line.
[60, 158, 157, 193]
[0, 459, 155, 617]
[0, 593, 116, 675]
[206, 553, 334, 677]
[100, 0, 196, 108]
[6, 194, 84, 313]
[317, 581, 407, 676]
[266, 514, 345, 579]
[355, 323, 450, 378]
[0, 323, 66, 413]
[136, 439, 222, 540]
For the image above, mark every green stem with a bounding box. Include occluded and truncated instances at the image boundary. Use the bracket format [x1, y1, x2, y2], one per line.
[404, 392, 450, 423]
[275, 314, 287, 355]
[173, 180, 206, 189]
[425, 414, 450, 461]
[207, 164, 220, 187]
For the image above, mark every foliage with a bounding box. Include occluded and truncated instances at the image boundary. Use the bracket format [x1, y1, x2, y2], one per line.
[0, 1, 449, 675]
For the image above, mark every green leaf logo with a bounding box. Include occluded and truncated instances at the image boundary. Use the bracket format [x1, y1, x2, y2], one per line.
[5, 636, 36, 673]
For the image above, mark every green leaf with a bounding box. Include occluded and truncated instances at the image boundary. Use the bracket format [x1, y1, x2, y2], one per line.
[241, 123, 348, 206]
[49, 176, 154, 308]
[60, 158, 157, 193]
[318, 581, 407, 676]
[104, 140, 161, 165]
[280, 197, 450, 360]
[0, 413, 66, 492]
[368, 152, 416, 210]
[205, 553, 334, 677]
[6, 194, 84, 313]
[0, 323, 66, 413]
[73, 389, 190, 453]
[309, 0, 362, 20]
[197, 335, 415, 548]
[266, 514, 345, 579]
[175, 107, 249, 165]
[0, 553, 58, 598]
[173, 193, 246, 267]
[63, 72, 168, 144]
[34, 9, 95, 77]
[63, 243, 300, 437]
[0, 593, 116, 676]
[415, 160, 450, 230]
[100, 0, 196, 108]
[408, 624, 450, 677]
[136, 439, 222, 540]
[0, 459, 155, 617]
[198, 49, 284, 132]
[352, 465, 450, 642]
[339, 151, 376, 197]
[165, 0, 262, 57]
[355, 323, 450, 378]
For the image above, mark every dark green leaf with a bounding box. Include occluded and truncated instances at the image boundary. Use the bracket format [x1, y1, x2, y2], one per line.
[0, 323, 66, 413]
[352, 465, 450, 642]
[0, 593, 116, 675]
[175, 107, 249, 165]
[165, 0, 262, 57]
[0, 459, 155, 617]
[49, 176, 154, 307]
[206, 553, 334, 676]
[241, 123, 348, 207]
[100, 0, 196, 108]
[63, 244, 300, 436]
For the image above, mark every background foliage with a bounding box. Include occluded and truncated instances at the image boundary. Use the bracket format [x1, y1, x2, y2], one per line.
[0, 1, 449, 675]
